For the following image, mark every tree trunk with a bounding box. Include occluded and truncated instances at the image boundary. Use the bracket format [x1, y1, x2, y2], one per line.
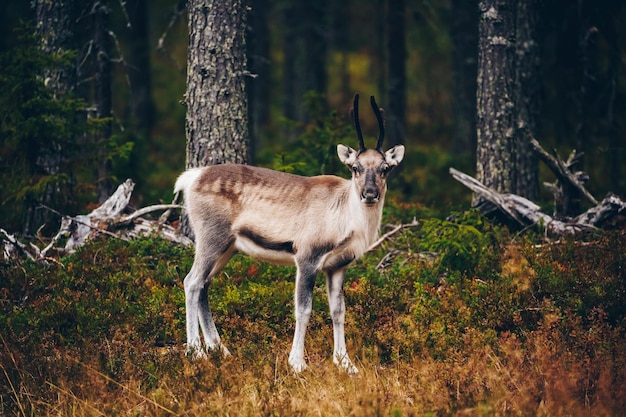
[375, 0, 386, 103]
[94, 1, 113, 203]
[303, 1, 328, 101]
[475, 0, 540, 203]
[30, 0, 78, 234]
[185, 0, 249, 167]
[282, 2, 299, 129]
[34, 0, 77, 96]
[476, 0, 517, 200]
[281, 0, 328, 131]
[514, 0, 541, 202]
[387, 0, 406, 148]
[247, 0, 270, 163]
[127, 0, 155, 140]
[449, 0, 478, 155]
[329, 0, 351, 105]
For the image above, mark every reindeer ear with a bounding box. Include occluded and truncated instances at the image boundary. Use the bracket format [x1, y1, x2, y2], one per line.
[385, 145, 405, 167]
[337, 144, 358, 166]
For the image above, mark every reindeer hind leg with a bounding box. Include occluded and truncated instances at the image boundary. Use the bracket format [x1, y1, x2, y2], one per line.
[184, 231, 235, 358]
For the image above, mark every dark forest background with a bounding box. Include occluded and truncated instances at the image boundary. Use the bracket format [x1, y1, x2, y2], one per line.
[1, 0, 625, 234]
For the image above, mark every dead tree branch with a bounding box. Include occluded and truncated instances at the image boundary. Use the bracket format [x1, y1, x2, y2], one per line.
[367, 218, 420, 252]
[1, 179, 190, 263]
[530, 138, 597, 218]
[449, 167, 626, 235]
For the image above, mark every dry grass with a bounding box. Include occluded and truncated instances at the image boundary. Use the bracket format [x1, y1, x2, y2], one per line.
[2, 317, 625, 417]
[2, 229, 626, 416]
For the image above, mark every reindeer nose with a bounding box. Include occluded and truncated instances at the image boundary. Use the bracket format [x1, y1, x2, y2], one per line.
[361, 186, 379, 204]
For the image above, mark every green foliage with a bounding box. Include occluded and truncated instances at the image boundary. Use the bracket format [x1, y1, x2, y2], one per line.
[0, 23, 133, 233]
[418, 209, 503, 279]
[260, 91, 354, 177]
[2, 206, 626, 415]
[0, 25, 83, 229]
[525, 233, 626, 325]
[0, 236, 191, 351]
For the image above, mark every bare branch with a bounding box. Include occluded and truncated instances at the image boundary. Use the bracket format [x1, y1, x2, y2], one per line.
[530, 137, 597, 205]
[1, 229, 36, 262]
[120, 204, 183, 225]
[449, 167, 626, 236]
[367, 218, 419, 252]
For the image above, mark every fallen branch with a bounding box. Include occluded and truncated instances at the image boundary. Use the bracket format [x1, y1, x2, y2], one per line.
[1, 179, 191, 263]
[120, 204, 183, 225]
[574, 193, 626, 226]
[449, 167, 626, 235]
[530, 138, 597, 205]
[1, 228, 36, 262]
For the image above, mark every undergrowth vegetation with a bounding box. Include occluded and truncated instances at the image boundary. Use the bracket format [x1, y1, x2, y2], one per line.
[1, 204, 625, 416]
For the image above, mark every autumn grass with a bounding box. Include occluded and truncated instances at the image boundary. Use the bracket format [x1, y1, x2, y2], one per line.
[1, 207, 626, 416]
[3, 330, 623, 416]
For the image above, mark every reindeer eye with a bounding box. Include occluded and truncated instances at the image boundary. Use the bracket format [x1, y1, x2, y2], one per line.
[352, 165, 360, 174]
[381, 164, 391, 175]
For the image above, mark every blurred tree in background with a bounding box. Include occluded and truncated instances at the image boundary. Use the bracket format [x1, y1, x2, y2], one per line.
[29, 0, 79, 234]
[0, 0, 625, 234]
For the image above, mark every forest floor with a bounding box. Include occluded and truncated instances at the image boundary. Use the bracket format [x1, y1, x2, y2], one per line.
[1, 206, 625, 416]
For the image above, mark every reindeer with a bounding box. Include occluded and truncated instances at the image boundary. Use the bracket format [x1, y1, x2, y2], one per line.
[174, 94, 405, 374]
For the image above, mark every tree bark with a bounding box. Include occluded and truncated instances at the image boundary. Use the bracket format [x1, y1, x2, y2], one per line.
[514, 0, 541, 202]
[387, 0, 406, 148]
[449, 0, 478, 155]
[475, 0, 541, 204]
[34, 0, 77, 96]
[127, 0, 155, 140]
[304, 1, 328, 101]
[185, 0, 250, 168]
[30, 0, 78, 234]
[247, 0, 270, 163]
[281, 0, 328, 131]
[476, 0, 517, 201]
[94, 1, 113, 203]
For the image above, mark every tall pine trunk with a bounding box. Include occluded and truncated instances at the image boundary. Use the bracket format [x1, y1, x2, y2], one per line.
[30, 0, 78, 234]
[514, 0, 541, 202]
[183, 0, 249, 238]
[450, 0, 478, 155]
[127, 0, 155, 140]
[247, 0, 270, 164]
[476, 0, 540, 203]
[185, 0, 249, 167]
[387, 0, 406, 148]
[94, 1, 113, 203]
[281, 0, 328, 133]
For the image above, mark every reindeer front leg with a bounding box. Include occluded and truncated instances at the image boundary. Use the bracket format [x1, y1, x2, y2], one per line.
[289, 259, 318, 372]
[326, 268, 358, 374]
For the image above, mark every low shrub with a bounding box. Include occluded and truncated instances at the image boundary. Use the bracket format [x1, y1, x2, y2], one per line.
[1, 210, 625, 415]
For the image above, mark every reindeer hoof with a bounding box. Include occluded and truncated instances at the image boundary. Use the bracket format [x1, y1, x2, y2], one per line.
[288, 356, 308, 373]
[185, 343, 207, 360]
[219, 344, 231, 357]
[334, 355, 359, 375]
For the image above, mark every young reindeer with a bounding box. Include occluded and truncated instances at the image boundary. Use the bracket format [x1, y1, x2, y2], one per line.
[174, 94, 405, 374]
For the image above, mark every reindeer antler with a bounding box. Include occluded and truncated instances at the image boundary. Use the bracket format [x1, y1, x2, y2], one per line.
[370, 96, 386, 152]
[350, 93, 366, 152]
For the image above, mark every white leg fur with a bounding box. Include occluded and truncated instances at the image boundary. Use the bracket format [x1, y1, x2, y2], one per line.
[327, 269, 358, 374]
[184, 244, 234, 358]
[288, 265, 315, 372]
